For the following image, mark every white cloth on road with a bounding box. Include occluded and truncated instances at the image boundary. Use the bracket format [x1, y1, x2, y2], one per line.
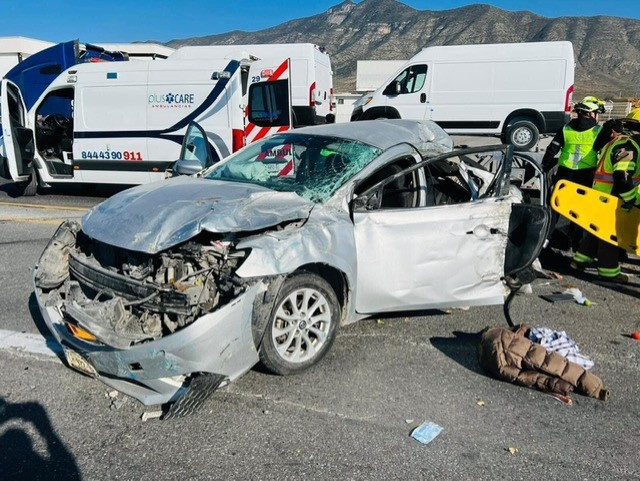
[529, 327, 594, 370]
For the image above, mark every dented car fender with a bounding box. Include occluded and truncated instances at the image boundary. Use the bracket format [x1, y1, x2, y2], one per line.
[235, 207, 358, 322]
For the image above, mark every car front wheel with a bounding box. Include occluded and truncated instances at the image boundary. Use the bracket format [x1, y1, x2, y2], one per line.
[258, 272, 340, 376]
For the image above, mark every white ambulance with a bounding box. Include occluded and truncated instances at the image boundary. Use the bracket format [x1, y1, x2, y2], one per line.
[0, 43, 332, 195]
[351, 41, 575, 151]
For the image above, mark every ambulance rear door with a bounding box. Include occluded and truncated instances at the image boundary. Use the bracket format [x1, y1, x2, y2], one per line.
[245, 58, 293, 145]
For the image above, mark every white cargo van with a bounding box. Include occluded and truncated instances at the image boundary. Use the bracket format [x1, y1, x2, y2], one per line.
[0, 43, 332, 195]
[351, 41, 575, 151]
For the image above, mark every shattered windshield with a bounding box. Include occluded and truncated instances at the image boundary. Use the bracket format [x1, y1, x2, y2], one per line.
[204, 133, 382, 203]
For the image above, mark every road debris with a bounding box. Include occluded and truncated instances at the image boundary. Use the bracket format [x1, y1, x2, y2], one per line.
[479, 325, 609, 401]
[563, 287, 592, 306]
[546, 392, 574, 405]
[540, 293, 576, 303]
[410, 421, 443, 445]
[141, 410, 163, 422]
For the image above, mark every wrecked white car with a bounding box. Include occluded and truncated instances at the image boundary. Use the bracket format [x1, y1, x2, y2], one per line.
[34, 120, 549, 413]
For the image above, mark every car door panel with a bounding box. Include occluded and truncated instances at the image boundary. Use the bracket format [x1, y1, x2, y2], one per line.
[353, 199, 511, 313]
[351, 145, 549, 314]
[504, 203, 550, 278]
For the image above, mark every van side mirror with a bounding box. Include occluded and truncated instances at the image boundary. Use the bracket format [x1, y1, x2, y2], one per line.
[383, 81, 401, 96]
[172, 157, 203, 176]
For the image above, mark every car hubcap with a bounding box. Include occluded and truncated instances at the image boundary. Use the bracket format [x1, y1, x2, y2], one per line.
[272, 287, 332, 364]
[513, 127, 532, 146]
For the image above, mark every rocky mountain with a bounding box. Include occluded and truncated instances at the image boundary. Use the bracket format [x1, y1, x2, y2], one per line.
[165, 0, 640, 98]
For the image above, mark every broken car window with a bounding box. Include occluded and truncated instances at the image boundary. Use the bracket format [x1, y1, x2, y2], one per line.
[354, 157, 419, 209]
[426, 149, 508, 205]
[204, 133, 382, 203]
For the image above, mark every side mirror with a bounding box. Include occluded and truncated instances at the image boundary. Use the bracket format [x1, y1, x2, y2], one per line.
[383, 81, 401, 96]
[172, 157, 203, 176]
[351, 191, 381, 212]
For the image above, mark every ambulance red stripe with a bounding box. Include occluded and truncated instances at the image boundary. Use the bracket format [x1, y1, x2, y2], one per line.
[268, 59, 289, 82]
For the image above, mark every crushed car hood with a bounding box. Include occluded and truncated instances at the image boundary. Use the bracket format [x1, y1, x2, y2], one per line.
[81, 176, 314, 253]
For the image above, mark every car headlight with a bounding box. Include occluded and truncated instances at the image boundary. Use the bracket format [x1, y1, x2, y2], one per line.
[353, 94, 373, 109]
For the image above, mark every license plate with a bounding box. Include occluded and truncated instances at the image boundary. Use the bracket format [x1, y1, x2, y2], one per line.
[64, 348, 97, 377]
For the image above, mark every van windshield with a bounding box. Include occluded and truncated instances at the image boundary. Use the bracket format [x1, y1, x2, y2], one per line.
[204, 133, 381, 203]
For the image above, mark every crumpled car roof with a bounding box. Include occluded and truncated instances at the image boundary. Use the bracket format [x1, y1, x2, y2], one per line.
[293, 119, 453, 157]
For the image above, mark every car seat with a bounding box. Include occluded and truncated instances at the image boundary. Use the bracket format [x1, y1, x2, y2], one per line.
[380, 164, 414, 208]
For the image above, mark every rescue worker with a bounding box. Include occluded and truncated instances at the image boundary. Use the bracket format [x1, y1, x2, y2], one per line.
[582, 95, 607, 115]
[542, 99, 607, 248]
[571, 111, 640, 283]
[542, 98, 604, 188]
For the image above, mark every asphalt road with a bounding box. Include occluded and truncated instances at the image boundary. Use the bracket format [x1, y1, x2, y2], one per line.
[1, 139, 639, 480]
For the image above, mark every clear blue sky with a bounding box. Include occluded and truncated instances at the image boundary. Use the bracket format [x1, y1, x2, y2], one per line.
[2, 0, 638, 44]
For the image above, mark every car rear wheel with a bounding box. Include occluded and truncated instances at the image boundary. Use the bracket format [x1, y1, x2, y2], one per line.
[505, 119, 539, 151]
[258, 272, 340, 376]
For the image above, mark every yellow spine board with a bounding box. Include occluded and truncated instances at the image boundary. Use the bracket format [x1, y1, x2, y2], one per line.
[550, 180, 640, 255]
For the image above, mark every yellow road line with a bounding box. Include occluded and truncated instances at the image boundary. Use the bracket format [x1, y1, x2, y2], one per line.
[0, 201, 88, 212]
[0, 218, 66, 225]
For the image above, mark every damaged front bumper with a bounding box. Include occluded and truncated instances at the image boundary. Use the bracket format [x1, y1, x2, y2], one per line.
[37, 282, 263, 405]
[34, 221, 264, 406]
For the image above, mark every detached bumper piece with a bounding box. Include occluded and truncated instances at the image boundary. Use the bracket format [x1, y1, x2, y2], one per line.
[162, 373, 226, 420]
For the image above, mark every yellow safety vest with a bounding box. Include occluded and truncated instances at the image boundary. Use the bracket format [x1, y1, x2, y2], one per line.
[593, 136, 640, 197]
[557, 124, 602, 170]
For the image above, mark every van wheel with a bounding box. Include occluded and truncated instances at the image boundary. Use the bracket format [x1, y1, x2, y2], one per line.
[506, 119, 539, 151]
[17, 171, 39, 197]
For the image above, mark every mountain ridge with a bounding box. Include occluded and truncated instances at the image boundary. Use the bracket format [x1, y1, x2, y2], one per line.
[164, 0, 640, 98]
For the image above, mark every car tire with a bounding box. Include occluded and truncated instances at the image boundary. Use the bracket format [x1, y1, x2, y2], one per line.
[258, 272, 340, 376]
[505, 119, 539, 151]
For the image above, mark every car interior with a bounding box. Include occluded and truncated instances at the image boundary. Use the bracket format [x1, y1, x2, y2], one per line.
[353, 148, 515, 212]
[34, 88, 74, 175]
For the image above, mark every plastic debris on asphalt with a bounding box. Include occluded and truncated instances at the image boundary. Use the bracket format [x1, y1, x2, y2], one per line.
[546, 392, 573, 405]
[563, 287, 592, 306]
[141, 410, 163, 422]
[540, 293, 575, 303]
[540, 288, 592, 306]
[410, 421, 443, 445]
